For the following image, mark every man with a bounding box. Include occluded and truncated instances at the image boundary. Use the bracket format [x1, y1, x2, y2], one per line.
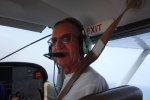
[50, 17, 109, 100]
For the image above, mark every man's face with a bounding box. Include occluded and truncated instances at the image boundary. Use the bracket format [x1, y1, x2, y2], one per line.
[51, 23, 81, 70]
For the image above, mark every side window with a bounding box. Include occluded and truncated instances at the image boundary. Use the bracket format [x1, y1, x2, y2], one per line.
[91, 46, 150, 100]
[128, 55, 150, 100]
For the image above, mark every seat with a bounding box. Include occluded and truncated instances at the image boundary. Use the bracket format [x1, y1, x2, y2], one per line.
[80, 85, 143, 100]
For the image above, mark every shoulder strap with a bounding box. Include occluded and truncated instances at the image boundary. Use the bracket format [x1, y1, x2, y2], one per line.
[57, 0, 138, 99]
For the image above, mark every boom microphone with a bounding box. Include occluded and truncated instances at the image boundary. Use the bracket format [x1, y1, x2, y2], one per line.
[44, 52, 65, 60]
[48, 53, 65, 57]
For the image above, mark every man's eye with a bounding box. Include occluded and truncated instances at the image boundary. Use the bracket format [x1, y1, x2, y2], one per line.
[62, 37, 70, 42]
[62, 35, 71, 43]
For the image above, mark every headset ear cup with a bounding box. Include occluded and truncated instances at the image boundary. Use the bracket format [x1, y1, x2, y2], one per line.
[82, 35, 92, 54]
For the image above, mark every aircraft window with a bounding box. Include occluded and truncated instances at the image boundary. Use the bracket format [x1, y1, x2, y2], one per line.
[0, 25, 55, 82]
[128, 54, 150, 100]
[91, 46, 150, 100]
[91, 47, 143, 87]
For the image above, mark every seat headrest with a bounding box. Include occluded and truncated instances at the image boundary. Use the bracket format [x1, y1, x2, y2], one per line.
[80, 85, 143, 100]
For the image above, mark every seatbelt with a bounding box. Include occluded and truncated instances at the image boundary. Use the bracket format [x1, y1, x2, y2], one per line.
[57, 0, 139, 99]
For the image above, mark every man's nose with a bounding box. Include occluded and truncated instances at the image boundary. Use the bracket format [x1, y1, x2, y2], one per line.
[55, 39, 65, 49]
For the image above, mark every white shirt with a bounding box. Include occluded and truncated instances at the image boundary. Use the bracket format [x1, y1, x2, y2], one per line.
[59, 67, 109, 100]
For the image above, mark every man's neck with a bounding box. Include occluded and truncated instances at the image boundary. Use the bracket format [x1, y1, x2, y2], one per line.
[63, 66, 77, 74]
[63, 58, 84, 74]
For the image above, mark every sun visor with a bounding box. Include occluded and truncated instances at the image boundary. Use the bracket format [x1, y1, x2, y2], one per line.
[85, 19, 114, 36]
[0, 16, 46, 33]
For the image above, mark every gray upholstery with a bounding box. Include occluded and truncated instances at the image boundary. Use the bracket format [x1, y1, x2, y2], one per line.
[80, 85, 142, 100]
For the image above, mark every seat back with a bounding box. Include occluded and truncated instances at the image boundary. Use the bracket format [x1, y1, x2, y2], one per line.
[80, 85, 143, 100]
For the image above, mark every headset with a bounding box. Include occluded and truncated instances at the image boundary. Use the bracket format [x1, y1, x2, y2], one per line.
[48, 17, 92, 60]
[78, 30, 92, 56]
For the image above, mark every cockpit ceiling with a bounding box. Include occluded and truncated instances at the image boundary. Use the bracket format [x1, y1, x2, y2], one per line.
[0, 0, 150, 49]
[0, 0, 150, 29]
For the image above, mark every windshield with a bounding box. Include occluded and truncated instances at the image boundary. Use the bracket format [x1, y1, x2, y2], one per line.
[0, 25, 55, 82]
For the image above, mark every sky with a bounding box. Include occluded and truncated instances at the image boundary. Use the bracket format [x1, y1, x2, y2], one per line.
[0, 25, 150, 100]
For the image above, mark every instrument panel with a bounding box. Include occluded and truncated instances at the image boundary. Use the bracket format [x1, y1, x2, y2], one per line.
[0, 62, 48, 100]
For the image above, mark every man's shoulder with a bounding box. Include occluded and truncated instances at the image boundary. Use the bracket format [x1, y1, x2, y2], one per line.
[81, 67, 108, 86]
[74, 66, 108, 91]
[83, 67, 101, 77]
[78, 67, 103, 82]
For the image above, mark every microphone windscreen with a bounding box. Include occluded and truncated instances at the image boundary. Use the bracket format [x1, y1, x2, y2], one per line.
[48, 53, 65, 57]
